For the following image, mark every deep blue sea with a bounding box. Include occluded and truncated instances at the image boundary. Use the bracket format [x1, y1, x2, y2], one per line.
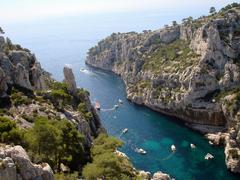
[3, 9, 239, 179]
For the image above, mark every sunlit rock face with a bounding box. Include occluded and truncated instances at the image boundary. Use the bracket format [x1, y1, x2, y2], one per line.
[86, 6, 240, 173]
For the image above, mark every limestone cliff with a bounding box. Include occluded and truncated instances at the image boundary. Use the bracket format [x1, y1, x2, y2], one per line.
[86, 4, 240, 173]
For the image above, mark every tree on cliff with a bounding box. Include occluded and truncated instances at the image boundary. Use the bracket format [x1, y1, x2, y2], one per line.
[209, 7, 216, 14]
[82, 134, 136, 179]
[24, 117, 85, 172]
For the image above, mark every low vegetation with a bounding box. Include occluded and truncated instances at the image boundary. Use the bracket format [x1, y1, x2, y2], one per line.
[142, 39, 199, 74]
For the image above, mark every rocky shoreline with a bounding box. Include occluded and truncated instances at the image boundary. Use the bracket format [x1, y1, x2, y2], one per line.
[86, 4, 240, 174]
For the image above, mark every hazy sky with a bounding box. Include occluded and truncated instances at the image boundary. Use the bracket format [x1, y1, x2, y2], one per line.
[0, 0, 237, 23]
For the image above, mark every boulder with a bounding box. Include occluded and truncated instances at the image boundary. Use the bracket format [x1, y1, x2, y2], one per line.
[205, 132, 226, 145]
[14, 63, 32, 90]
[0, 157, 17, 180]
[0, 145, 54, 180]
[152, 171, 171, 180]
[138, 170, 151, 179]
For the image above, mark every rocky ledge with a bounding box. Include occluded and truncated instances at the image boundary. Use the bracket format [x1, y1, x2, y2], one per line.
[86, 4, 240, 173]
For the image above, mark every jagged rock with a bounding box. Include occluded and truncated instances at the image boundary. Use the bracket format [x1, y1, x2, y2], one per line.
[225, 135, 240, 173]
[60, 163, 70, 173]
[205, 132, 227, 145]
[14, 63, 32, 90]
[152, 171, 171, 180]
[0, 36, 5, 52]
[31, 62, 47, 90]
[0, 157, 16, 180]
[0, 145, 54, 180]
[63, 66, 77, 95]
[0, 67, 7, 94]
[138, 170, 151, 179]
[159, 26, 180, 44]
[0, 54, 14, 84]
[0, 36, 51, 96]
[8, 50, 34, 71]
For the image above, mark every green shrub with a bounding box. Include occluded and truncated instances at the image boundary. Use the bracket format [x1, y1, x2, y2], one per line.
[142, 39, 199, 74]
[54, 172, 79, 180]
[0, 116, 23, 144]
[50, 82, 68, 92]
[78, 103, 93, 121]
[50, 90, 72, 105]
[11, 92, 32, 106]
[21, 114, 35, 123]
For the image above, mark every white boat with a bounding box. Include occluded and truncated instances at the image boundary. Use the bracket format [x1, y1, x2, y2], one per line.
[171, 145, 176, 152]
[95, 102, 101, 110]
[135, 148, 147, 154]
[205, 153, 214, 160]
[114, 104, 119, 109]
[122, 128, 128, 134]
[209, 141, 214, 145]
[118, 99, 123, 104]
[190, 143, 196, 149]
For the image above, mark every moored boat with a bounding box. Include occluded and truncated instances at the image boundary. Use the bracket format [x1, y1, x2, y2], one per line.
[171, 145, 176, 152]
[95, 101, 101, 110]
[118, 99, 123, 104]
[190, 143, 196, 149]
[135, 148, 147, 154]
[205, 153, 214, 160]
[122, 128, 128, 134]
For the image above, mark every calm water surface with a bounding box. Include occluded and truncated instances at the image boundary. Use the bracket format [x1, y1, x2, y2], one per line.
[3, 12, 239, 179]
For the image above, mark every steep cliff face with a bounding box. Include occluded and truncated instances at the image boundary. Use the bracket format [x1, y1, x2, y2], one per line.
[86, 5, 240, 173]
[86, 7, 240, 127]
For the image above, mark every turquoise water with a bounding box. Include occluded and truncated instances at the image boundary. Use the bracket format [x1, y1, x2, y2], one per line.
[3, 11, 240, 179]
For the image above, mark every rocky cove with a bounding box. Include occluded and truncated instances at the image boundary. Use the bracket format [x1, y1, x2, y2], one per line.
[0, 21, 187, 180]
[1, 2, 240, 179]
[86, 4, 240, 175]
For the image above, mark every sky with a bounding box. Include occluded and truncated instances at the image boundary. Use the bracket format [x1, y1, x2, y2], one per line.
[0, 0, 238, 24]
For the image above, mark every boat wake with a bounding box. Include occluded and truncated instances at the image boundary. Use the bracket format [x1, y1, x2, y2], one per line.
[159, 152, 175, 161]
[80, 68, 94, 75]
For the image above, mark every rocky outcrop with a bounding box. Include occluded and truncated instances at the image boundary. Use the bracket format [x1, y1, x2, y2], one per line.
[63, 66, 77, 95]
[0, 67, 7, 95]
[0, 36, 51, 99]
[86, 5, 240, 173]
[152, 171, 171, 180]
[0, 145, 54, 180]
